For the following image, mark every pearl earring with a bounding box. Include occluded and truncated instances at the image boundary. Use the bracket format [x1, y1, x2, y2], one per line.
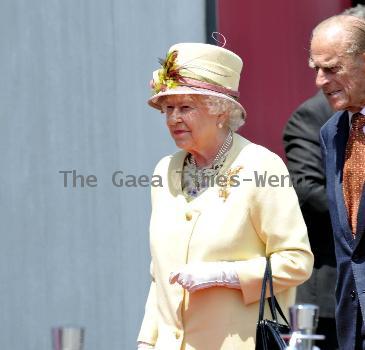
[218, 123, 223, 129]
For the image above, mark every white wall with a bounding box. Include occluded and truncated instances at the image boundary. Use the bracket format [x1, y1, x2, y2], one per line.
[0, 1, 205, 348]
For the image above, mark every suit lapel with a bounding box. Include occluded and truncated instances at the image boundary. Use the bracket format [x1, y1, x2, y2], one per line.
[354, 185, 365, 250]
[333, 111, 354, 246]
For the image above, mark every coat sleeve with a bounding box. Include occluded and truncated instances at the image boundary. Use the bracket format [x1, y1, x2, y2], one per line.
[235, 153, 314, 305]
[137, 160, 167, 345]
[137, 262, 158, 345]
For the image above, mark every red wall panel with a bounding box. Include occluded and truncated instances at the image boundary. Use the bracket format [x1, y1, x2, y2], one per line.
[218, 0, 351, 159]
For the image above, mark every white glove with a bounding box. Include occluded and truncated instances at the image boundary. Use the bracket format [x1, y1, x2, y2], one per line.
[169, 261, 240, 293]
[137, 341, 155, 349]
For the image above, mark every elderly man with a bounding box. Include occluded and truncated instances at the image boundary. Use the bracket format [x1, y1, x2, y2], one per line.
[310, 15, 365, 349]
[284, 7, 365, 350]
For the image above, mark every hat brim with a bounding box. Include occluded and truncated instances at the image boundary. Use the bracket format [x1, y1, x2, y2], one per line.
[148, 86, 247, 119]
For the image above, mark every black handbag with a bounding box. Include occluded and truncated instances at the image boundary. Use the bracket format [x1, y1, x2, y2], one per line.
[255, 257, 291, 350]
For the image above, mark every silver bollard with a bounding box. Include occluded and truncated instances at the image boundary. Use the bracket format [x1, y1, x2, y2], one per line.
[52, 327, 85, 350]
[288, 304, 322, 350]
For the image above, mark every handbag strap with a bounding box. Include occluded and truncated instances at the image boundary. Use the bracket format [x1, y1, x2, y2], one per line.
[268, 297, 289, 326]
[258, 257, 271, 321]
[258, 256, 289, 326]
[267, 258, 289, 324]
[266, 256, 278, 321]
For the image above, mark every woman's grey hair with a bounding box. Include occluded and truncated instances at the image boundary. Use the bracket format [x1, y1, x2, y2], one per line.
[203, 95, 245, 131]
[159, 94, 245, 131]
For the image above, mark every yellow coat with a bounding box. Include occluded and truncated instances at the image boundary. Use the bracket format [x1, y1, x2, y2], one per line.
[138, 133, 313, 350]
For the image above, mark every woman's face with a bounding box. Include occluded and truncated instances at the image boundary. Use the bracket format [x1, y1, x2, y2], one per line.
[160, 95, 224, 154]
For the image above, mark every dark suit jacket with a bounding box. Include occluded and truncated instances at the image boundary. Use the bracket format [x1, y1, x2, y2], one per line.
[320, 110, 365, 350]
[283, 91, 336, 318]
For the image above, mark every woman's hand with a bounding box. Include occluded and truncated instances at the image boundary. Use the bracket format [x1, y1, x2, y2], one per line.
[169, 261, 240, 293]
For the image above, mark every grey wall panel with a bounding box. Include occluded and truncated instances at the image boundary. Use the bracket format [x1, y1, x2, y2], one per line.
[0, 1, 205, 348]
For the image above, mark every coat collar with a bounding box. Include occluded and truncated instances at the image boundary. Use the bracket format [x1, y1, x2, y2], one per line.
[332, 111, 365, 247]
[333, 111, 353, 245]
[166, 133, 250, 198]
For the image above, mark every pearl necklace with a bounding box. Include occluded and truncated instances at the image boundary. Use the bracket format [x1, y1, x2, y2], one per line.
[187, 130, 233, 193]
[190, 130, 233, 168]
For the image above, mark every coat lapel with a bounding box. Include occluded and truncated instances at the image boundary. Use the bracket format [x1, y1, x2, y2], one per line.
[333, 111, 354, 246]
[354, 185, 365, 250]
[167, 150, 187, 196]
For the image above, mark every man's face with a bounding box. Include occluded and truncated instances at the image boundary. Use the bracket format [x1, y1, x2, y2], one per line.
[310, 29, 365, 112]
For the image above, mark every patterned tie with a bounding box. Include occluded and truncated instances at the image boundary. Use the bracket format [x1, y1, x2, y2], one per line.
[343, 113, 365, 236]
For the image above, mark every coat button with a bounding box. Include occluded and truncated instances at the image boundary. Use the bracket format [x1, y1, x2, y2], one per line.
[185, 212, 192, 221]
[351, 290, 357, 300]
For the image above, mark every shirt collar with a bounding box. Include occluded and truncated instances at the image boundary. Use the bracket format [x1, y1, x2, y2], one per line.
[348, 106, 365, 127]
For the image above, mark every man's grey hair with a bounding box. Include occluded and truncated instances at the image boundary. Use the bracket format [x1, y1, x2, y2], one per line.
[342, 4, 365, 19]
[342, 5, 365, 54]
[312, 14, 365, 55]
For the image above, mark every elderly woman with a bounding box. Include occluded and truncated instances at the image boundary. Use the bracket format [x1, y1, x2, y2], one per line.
[137, 43, 313, 350]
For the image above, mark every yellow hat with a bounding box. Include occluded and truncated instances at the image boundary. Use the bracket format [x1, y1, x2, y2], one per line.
[148, 43, 246, 119]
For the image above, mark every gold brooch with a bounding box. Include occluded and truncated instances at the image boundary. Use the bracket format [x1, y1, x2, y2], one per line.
[218, 166, 243, 201]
